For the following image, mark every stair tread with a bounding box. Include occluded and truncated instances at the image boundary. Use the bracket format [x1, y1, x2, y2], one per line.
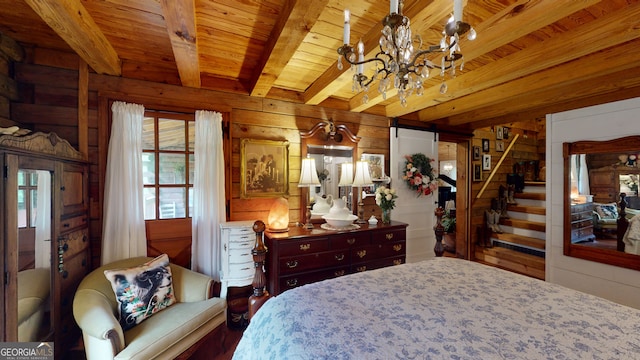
[492, 233, 545, 250]
[500, 218, 546, 232]
[506, 204, 546, 215]
[514, 192, 545, 200]
[475, 248, 545, 280]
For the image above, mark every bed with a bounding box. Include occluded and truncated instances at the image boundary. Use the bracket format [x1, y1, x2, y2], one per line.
[233, 258, 640, 359]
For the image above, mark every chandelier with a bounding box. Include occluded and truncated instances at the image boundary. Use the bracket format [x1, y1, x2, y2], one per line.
[337, 0, 476, 106]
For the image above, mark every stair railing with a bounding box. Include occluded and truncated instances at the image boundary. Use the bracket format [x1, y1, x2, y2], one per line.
[476, 133, 520, 199]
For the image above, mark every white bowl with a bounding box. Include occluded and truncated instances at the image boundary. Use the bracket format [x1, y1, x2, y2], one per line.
[322, 214, 358, 228]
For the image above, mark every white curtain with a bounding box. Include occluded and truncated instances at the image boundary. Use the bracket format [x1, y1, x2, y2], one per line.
[102, 101, 147, 265]
[191, 110, 225, 281]
[34, 170, 51, 269]
[570, 154, 590, 195]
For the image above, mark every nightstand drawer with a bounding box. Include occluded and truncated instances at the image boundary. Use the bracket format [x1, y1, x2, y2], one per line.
[229, 262, 254, 278]
[229, 248, 253, 264]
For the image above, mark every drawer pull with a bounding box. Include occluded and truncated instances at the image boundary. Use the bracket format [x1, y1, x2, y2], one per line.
[300, 243, 311, 251]
[346, 238, 356, 245]
[385, 233, 394, 240]
[393, 244, 403, 252]
[393, 259, 403, 265]
[286, 260, 299, 268]
[334, 270, 345, 276]
[356, 250, 367, 258]
[335, 253, 345, 261]
[356, 266, 367, 272]
[286, 279, 298, 287]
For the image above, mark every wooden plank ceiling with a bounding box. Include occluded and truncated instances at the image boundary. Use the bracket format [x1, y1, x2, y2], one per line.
[1, 0, 639, 129]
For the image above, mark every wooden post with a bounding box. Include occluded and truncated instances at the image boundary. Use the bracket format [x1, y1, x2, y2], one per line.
[248, 220, 270, 320]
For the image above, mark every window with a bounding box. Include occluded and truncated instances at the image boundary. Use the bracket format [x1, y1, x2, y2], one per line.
[142, 111, 195, 220]
[17, 170, 38, 228]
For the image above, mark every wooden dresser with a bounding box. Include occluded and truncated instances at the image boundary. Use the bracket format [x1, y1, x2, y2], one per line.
[265, 221, 408, 295]
[570, 202, 595, 243]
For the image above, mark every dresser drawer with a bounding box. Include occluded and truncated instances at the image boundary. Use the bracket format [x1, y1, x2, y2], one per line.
[352, 256, 404, 273]
[571, 226, 594, 239]
[330, 232, 370, 248]
[229, 248, 253, 264]
[278, 237, 330, 257]
[228, 262, 254, 279]
[279, 249, 348, 274]
[59, 250, 89, 294]
[60, 213, 88, 233]
[279, 266, 350, 292]
[372, 228, 405, 243]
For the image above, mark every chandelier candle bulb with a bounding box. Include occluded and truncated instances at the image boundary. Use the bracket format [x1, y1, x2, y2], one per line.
[343, 9, 350, 45]
[454, 0, 463, 22]
[357, 40, 365, 74]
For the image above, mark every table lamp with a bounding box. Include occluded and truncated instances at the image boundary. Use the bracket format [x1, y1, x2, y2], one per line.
[298, 157, 321, 229]
[352, 160, 373, 224]
[338, 162, 354, 209]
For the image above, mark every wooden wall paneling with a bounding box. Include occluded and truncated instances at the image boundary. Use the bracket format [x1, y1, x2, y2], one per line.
[78, 58, 88, 157]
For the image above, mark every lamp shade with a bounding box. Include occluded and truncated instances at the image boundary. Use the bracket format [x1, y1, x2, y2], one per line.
[298, 157, 321, 187]
[352, 160, 373, 187]
[338, 162, 354, 186]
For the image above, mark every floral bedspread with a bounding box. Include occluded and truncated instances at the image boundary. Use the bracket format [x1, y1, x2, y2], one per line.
[233, 258, 640, 359]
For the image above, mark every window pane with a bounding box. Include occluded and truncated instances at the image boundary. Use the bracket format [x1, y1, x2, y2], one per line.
[188, 187, 193, 218]
[188, 121, 195, 152]
[143, 188, 157, 220]
[159, 153, 186, 184]
[142, 117, 155, 150]
[17, 189, 26, 228]
[142, 153, 156, 185]
[158, 118, 185, 151]
[159, 188, 185, 219]
[29, 172, 38, 186]
[188, 154, 194, 185]
[18, 170, 25, 186]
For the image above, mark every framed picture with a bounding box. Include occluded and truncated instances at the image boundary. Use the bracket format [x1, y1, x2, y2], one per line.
[473, 146, 481, 160]
[482, 138, 490, 153]
[496, 126, 504, 140]
[240, 138, 290, 198]
[496, 141, 505, 152]
[473, 163, 482, 182]
[482, 154, 491, 171]
[503, 127, 510, 140]
[362, 153, 385, 180]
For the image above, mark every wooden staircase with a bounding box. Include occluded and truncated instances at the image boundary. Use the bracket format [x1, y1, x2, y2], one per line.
[475, 182, 546, 279]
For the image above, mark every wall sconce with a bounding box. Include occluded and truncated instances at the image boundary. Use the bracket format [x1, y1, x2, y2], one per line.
[267, 197, 289, 232]
[352, 160, 373, 224]
[298, 157, 321, 230]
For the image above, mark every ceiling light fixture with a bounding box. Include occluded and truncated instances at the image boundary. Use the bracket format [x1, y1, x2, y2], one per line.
[337, 0, 476, 107]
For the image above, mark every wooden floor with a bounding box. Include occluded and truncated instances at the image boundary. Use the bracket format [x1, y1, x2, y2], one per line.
[212, 328, 244, 360]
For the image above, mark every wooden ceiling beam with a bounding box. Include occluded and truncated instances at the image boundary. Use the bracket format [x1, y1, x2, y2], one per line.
[386, 0, 640, 117]
[423, 38, 640, 124]
[23, 0, 121, 76]
[249, 0, 329, 97]
[160, 0, 200, 88]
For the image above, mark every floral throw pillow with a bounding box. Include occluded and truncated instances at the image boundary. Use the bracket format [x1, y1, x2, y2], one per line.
[104, 254, 176, 331]
[595, 203, 618, 220]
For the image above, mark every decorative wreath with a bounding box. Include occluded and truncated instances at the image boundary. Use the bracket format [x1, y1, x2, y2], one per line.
[402, 153, 438, 197]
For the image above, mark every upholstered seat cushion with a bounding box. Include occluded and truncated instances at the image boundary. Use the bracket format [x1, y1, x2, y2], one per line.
[117, 298, 226, 360]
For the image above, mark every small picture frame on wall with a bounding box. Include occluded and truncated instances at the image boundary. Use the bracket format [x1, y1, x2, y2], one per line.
[503, 127, 510, 140]
[496, 126, 504, 140]
[473, 146, 481, 160]
[473, 163, 482, 182]
[496, 141, 505, 152]
[362, 153, 385, 180]
[482, 154, 491, 171]
[482, 138, 490, 152]
[240, 138, 290, 199]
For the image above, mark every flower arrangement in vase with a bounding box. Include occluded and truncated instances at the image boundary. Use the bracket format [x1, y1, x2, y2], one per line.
[375, 185, 398, 224]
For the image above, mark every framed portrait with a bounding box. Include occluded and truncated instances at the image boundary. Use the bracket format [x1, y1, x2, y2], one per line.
[473, 163, 482, 182]
[503, 127, 510, 140]
[362, 153, 385, 180]
[496, 141, 505, 152]
[482, 154, 491, 171]
[496, 126, 504, 140]
[241, 138, 290, 198]
[473, 146, 481, 160]
[482, 138, 490, 153]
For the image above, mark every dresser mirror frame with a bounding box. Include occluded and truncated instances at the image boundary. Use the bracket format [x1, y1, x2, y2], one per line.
[563, 135, 640, 271]
[300, 121, 360, 224]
